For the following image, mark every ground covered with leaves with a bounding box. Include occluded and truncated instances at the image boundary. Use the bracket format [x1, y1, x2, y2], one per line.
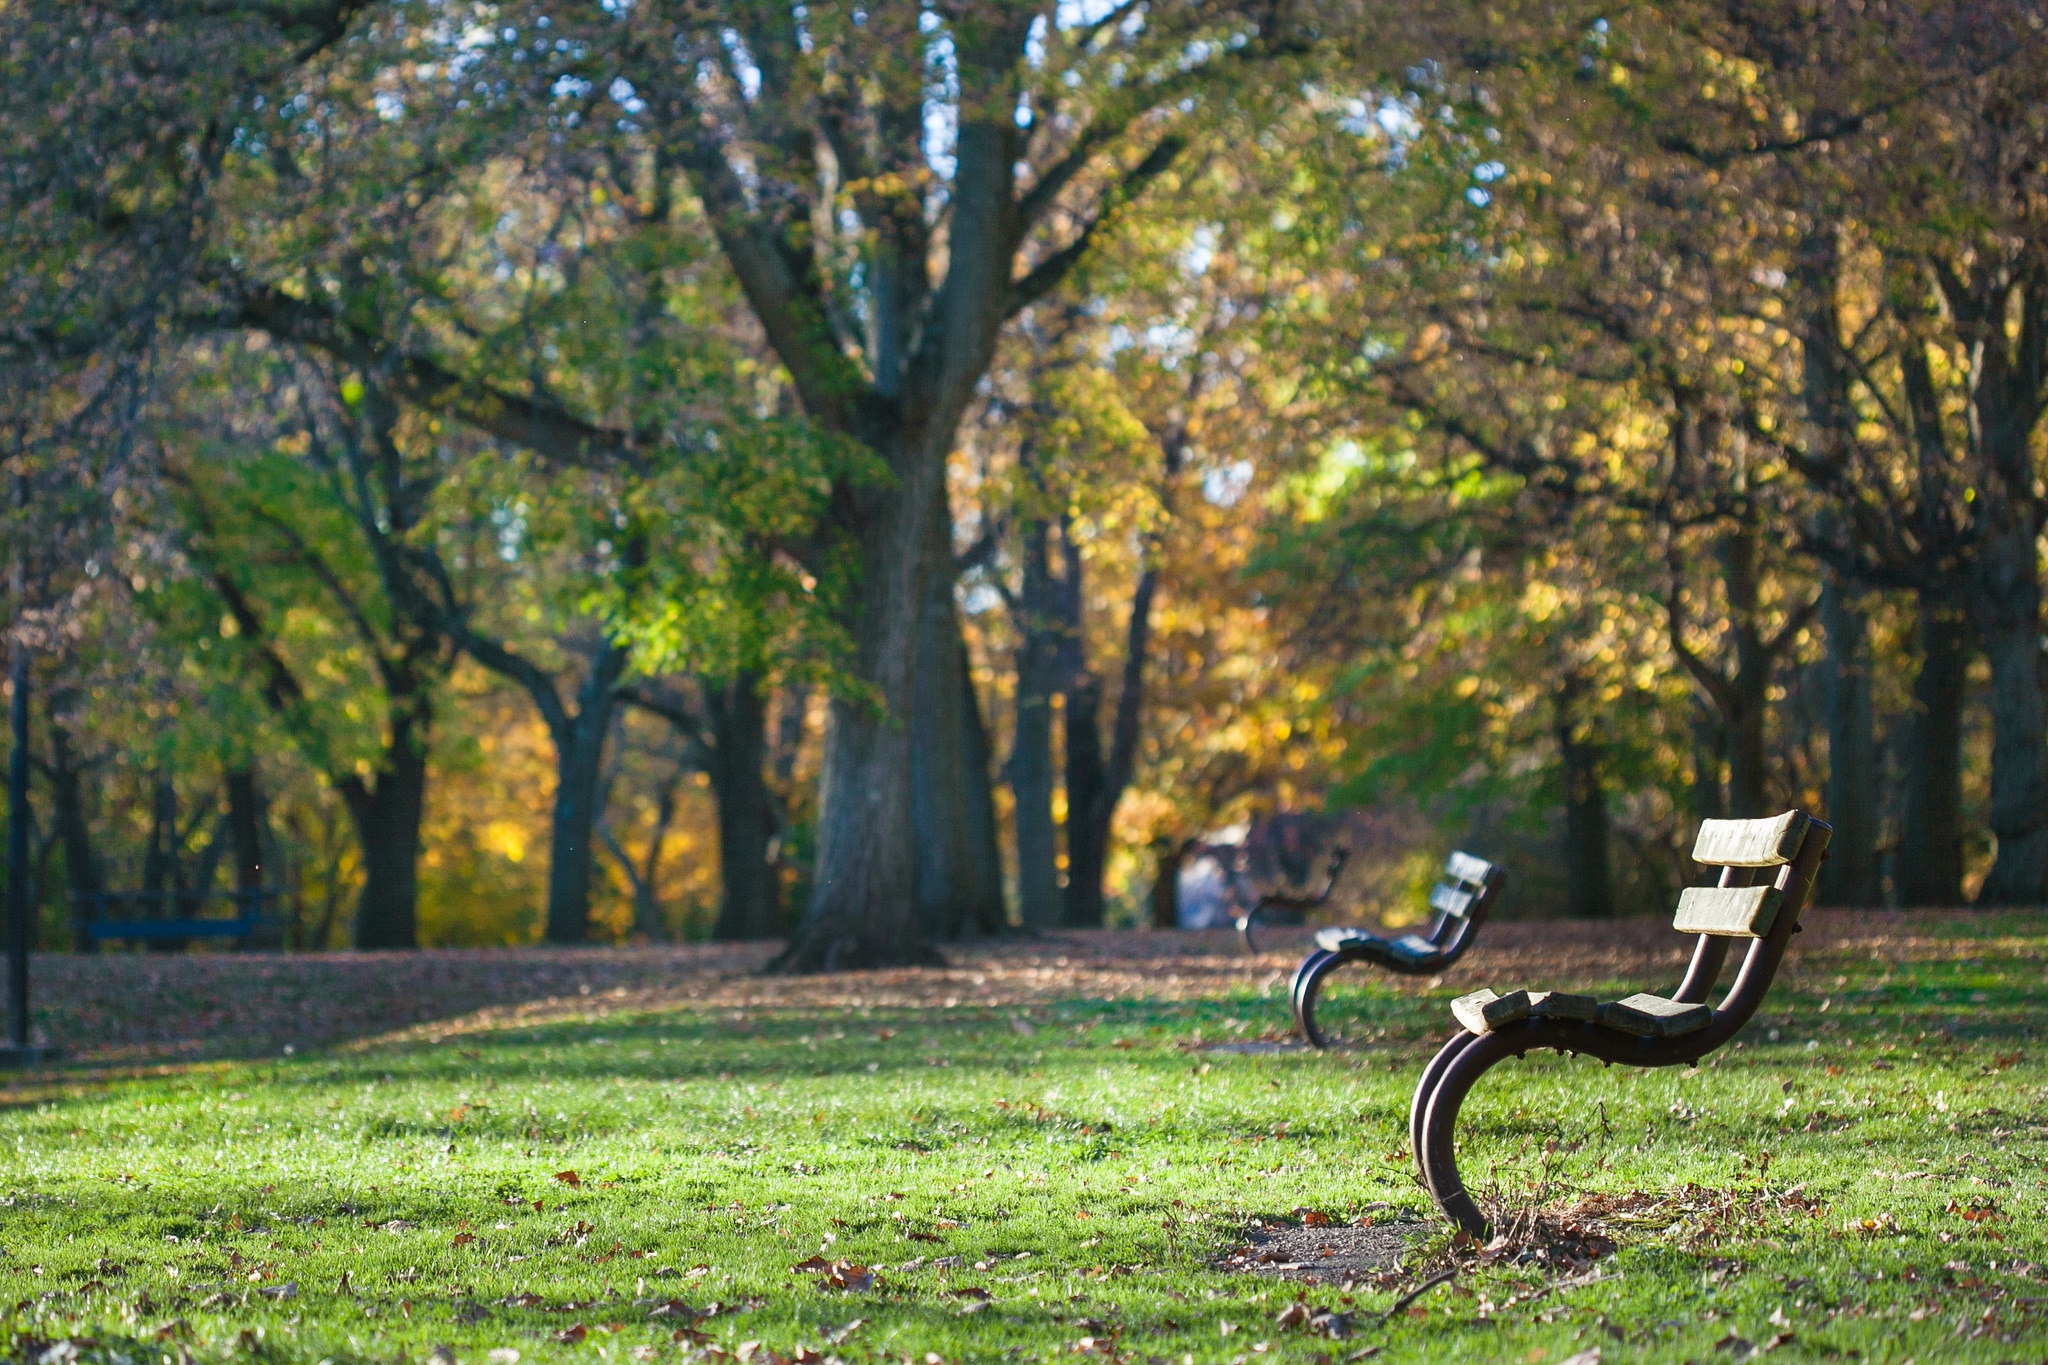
[5, 912, 2048, 1364]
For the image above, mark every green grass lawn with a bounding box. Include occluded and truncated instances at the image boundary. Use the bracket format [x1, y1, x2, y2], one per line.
[4, 917, 2048, 1364]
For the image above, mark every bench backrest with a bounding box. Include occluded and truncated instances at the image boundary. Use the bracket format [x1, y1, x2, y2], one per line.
[1673, 811, 1810, 937]
[1425, 850, 1504, 956]
[1667, 809, 1830, 1049]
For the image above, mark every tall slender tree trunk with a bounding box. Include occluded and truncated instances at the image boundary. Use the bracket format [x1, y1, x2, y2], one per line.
[706, 670, 782, 942]
[959, 635, 1007, 936]
[1010, 518, 1062, 931]
[225, 767, 266, 895]
[1063, 673, 1109, 928]
[1691, 707, 1727, 826]
[543, 706, 612, 944]
[1973, 527, 2048, 905]
[1719, 530, 1773, 819]
[1556, 670, 1614, 919]
[343, 693, 430, 950]
[48, 720, 99, 952]
[1898, 592, 1968, 906]
[1818, 577, 1879, 905]
[539, 643, 628, 944]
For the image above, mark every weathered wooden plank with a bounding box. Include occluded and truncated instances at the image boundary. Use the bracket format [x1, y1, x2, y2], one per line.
[1692, 811, 1810, 867]
[1451, 989, 1524, 1033]
[1443, 850, 1494, 887]
[1597, 993, 1712, 1038]
[1673, 884, 1783, 937]
[1449, 988, 1599, 1033]
[1429, 882, 1478, 917]
[1529, 990, 1598, 1022]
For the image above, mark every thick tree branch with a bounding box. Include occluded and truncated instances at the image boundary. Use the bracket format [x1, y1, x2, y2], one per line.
[1007, 136, 1184, 316]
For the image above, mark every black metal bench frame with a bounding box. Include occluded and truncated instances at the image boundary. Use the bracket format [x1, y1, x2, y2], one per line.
[1289, 851, 1505, 1049]
[1410, 812, 1830, 1237]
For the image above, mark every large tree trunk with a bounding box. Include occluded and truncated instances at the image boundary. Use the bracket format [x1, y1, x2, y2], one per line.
[1898, 591, 1968, 906]
[343, 695, 430, 949]
[540, 642, 628, 944]
[1818, 577, 1879, 905]
[773, 439, 943, 971]
[1556, 670, 1614, 919]
[706, 670, 782, 942]
[1973, 533, 2048, 905]
[1010, 518, 1063, 931]
[48, 720, 100, 953]
[908, 487, 1006, 939]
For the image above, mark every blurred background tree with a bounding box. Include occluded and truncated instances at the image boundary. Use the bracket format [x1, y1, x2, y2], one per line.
[5, 0, 2046, 963]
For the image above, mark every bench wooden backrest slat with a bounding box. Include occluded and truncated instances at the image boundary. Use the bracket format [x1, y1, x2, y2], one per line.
[1673, 884, 1785, 938]
[1692, 811, 1810, 867]
[1443, 851, 1494, 887]
[1429, 882, 1477, 917]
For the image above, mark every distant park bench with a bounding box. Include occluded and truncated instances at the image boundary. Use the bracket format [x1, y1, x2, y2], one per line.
[1235, 848, 1350, 953]
[71, 888, 281, 951]
[1288, 850, 1505, 1049]
[1411, 810, 1829, 1237]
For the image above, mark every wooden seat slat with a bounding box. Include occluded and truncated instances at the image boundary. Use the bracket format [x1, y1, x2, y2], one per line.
[1673, 884, 1785, 937]
[1692, 811, 1810, 867]
[1596, 993, 1712, 1038]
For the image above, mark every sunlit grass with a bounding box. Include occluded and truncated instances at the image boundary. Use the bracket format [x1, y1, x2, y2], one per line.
[4, 920, 2048, 1362]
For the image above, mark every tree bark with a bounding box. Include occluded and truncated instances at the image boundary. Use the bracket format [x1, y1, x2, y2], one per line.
[1149, 838, 1189, 930]
[959, 632, 1007, 936]
[225, 767, 266, 895]
[1690, 706, 1727, 825]
[1719, 529, 1773, 819]
[1898, 591, 1968, 906]
[705, 670, 782, 941]
[772, 436, 944, 970]
[1010, 517, 1063, 931]
[1972, 517, 2048, 904]
[1556, 670, 1614, 918]
[1974, 581, 2048, 905]
[340, 689, 430, 950]
[533, 640, 629, 943]
[1063, 671, 1110, 928]
[908, 488, 1007, 938]
[1817, 576, 1879, 905]
[47, 720, 99, 952]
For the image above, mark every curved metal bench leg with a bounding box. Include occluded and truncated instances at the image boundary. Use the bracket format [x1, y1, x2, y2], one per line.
[1294, 950, 1361, 1050]
[1289, 950, 1330, 1040]
[1409, 1030, 1477, 1164]
[1418, 1030, 1520, 1239]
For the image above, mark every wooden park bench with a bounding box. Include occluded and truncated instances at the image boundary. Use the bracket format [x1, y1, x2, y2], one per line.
[1288, 850, 1505, 1049]
[71, 888, 279, 952]
[1409, 810, 1829, 1237]
[1235, 848, 1349, 953]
